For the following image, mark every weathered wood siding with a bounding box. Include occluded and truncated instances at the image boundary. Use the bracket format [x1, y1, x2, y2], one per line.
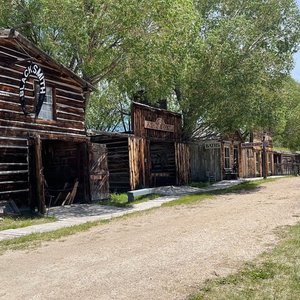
[0, 40, 86, 139]
[128, 137, 148, 190]
[241, 148, 257, 178]
[0, 136, 29, 205]
[91, 136, 131, 192]
[132, 102, 182, 141]
[0, 32, 89, 208]
[89, 143, 109, 200]
[189, 143, 222, 182]
[240, 147, 273, 178]
[175, 143, 190, 185]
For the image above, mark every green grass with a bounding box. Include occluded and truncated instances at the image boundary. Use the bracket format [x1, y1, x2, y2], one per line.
[0, 215, 57, 231]
[0, 219, 109, 255]
[189, 224, 300, 300]
[163, 178, 276, 207]
[98, 192, 161, 207]
[190, 181, 211, 188]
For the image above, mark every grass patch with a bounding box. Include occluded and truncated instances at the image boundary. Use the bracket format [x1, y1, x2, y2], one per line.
[163, 178, 277, 207]
[98, 193, 161, 207]
[0, 215, 56, 231]
[190, 181, 211, 188]
[189, 224, 300, 300]
[162, 193, 214, 207]
[0, 219, 108, 255]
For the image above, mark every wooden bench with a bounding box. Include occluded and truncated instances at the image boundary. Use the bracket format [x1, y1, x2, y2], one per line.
[224, 168, 238, 180]
[127, 188, 155, 202]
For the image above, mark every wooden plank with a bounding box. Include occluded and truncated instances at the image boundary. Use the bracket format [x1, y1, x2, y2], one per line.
[34, 135, 46, 214]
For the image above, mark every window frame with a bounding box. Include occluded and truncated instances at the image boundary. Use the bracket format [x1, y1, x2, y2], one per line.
[224, 146, 230, 169]
[34, 81, 56, 121]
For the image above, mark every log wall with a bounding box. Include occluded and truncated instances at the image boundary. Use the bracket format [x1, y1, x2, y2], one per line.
[0, 136, 29, 206]
[0, 40, 86, 139]
[0, 35, 88, 208]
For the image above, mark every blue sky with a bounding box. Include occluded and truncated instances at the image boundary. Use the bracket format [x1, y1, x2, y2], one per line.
[291, 0, 300, 82]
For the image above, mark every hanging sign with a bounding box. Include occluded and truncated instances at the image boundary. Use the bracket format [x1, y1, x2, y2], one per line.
[241, 142, 263, 148]
[144, 118, 175, 132]
[19, 63, 46, 117]
[205, 142, 221, 149]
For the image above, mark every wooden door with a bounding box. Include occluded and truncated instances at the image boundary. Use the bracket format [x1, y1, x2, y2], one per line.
[89, 143, 109, 201]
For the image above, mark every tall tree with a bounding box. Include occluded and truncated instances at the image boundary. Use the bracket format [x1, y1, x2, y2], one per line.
[175, 0, 300, 138]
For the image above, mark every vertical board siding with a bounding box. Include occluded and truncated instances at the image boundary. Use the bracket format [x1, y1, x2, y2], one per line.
[189, 143, 222, 182]
[175, 143, 190, 185]
[132, 102, 182, 141]
[128, 137, 146, 190]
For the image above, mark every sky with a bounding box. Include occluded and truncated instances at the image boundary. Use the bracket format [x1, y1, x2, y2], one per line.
[291, 0, 300, 82]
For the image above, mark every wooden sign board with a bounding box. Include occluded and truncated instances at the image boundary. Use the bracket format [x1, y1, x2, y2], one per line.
[205, 142, 221, 149]
[144, 118, 175, 132]
[241, 142, 263, 148]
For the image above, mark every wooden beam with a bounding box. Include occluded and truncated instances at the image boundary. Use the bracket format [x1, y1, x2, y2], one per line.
[33, 134, 46, 214]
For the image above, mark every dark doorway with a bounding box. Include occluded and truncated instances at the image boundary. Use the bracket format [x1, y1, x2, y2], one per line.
[150, 142, 176, 186]
[41, 140, 88, 207]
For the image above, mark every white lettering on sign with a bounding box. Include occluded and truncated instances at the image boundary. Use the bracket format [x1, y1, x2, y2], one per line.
[19, 63, 46, 116]
[205, 142, 221, 149]
[144, 118, 175, 132]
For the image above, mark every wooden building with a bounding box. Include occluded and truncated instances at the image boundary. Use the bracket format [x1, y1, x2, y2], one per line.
[0, 29, 93, 213]
[273, 150, 299, 175]
[91, 102, 189, 191]
[189, 132, 242, 182]
[240, 132, 274, 178]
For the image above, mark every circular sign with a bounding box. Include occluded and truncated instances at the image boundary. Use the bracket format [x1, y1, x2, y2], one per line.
[19, 63, 46, 116]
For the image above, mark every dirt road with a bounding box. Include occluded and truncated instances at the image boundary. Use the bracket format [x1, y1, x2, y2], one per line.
[1, 178, 300, 300]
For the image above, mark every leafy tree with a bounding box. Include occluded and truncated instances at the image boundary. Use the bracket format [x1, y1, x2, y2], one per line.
[274, 77, 300, 150]
[1, 0, 300, 140]
[175, 0, 300, 138]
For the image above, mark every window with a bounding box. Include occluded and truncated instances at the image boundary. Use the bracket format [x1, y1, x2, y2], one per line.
[35, 83, 55, 120]
[224, 146, 230, 169]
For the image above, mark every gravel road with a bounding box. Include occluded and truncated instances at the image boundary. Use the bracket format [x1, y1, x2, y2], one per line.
[1, 177, 300, 300]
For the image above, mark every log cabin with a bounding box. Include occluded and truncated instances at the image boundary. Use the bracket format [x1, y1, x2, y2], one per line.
[0, 29, 93, 213]
[91, 102, 190, 191]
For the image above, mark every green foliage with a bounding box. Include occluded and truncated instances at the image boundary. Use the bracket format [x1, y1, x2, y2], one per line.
[179, 0, 300, 137]
[1, 0, 300, 136]
[274, 77, 300, 150]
